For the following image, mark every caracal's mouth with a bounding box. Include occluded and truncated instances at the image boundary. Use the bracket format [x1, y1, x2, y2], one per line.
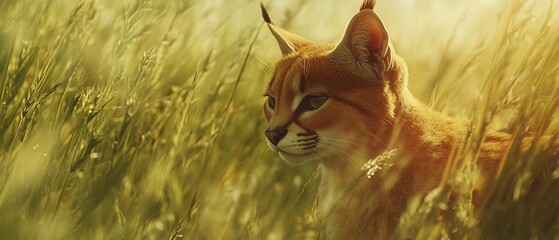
[278, 149, 319, 165]
[266, 141, 320, 165]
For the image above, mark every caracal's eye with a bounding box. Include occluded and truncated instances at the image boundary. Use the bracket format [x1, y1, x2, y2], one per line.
[268, 96, 276, 109]
[306, 95, 328, 110]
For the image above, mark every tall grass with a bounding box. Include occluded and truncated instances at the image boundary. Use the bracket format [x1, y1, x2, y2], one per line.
[0, 0, 557, 239]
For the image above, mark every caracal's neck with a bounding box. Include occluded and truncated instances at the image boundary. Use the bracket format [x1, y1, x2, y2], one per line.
[317, 97, 425, 215]
[317, 63, 421, 184]
[318, 57, 464, 215]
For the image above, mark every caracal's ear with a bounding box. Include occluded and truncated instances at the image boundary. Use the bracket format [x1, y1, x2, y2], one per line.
[329, 0, 392, 80]
[260, 4, 314, 56]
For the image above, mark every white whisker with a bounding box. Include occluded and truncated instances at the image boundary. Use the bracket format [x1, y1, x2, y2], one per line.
[319, 137, 377, 151]
[358, 127, 388, 147]
[318, 143, 363, 166]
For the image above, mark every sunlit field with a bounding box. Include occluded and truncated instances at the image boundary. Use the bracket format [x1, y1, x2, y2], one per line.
[0, 0, 558, 239]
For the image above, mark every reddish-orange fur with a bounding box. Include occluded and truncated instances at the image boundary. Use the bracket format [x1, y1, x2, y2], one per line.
[261, 2, 557, 239]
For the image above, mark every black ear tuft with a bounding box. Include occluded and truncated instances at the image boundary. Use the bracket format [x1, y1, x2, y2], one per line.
[360, 0, 376, 11]
[260, 3, 273, 24]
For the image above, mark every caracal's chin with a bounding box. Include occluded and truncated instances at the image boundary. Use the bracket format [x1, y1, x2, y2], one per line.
[278, 150, 324, 165]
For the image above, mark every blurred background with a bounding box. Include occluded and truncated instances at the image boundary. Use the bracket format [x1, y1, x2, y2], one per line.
[0, 0, 557, 239]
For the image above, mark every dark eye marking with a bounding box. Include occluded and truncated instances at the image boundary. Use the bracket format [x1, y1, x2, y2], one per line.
[299, 95, 328, 111]
[292, 95, 328, 126]
[291, 95, 327, 135]
[267, 96, 276, 109]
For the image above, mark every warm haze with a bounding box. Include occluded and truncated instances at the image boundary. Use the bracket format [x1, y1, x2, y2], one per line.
[0, 0, 558, 239]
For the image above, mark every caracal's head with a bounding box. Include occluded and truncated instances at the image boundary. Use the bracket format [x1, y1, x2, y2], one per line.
[262, 0, 409, 165]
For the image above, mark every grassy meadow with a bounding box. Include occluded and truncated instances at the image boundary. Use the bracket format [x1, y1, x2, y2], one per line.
[0, 0, 558, 239]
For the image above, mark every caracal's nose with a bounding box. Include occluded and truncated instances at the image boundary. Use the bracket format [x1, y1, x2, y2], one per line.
[265, 127, 287, 145]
